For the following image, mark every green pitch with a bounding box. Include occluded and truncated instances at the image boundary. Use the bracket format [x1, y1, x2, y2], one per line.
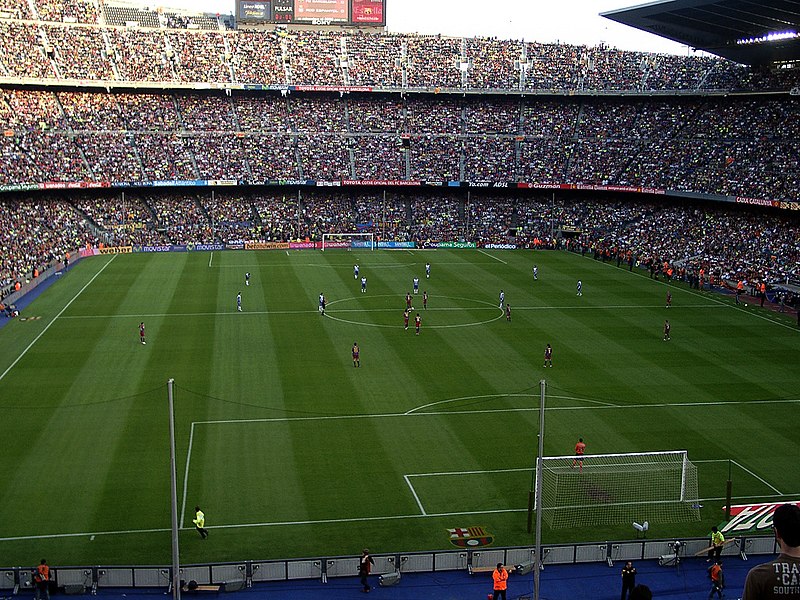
[0, 249, 797, 566]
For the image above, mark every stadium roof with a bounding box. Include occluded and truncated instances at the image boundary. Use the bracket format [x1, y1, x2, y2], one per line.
[601, 0, 800, 65]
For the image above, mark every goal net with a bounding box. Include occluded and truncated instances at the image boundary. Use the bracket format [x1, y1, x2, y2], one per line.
[535, 451, 701, 529]
[321, 232, 374, 251]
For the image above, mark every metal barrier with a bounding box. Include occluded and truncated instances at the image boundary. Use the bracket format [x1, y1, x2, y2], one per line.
[1, 535, 779, 592]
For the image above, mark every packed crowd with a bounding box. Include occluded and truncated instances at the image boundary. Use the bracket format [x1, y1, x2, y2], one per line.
[1, 193, 798, 302]
[0, 198, 96, 291]
[2, 89, 799, 202]
[2, 20, 800, 92]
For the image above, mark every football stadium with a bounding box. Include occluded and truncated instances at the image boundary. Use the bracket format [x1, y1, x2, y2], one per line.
[0, 0, 799, 598]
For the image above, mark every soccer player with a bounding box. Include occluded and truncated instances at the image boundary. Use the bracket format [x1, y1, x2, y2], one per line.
[139, 322, 146, 345]
[406, 293, 413, 310]
[533, 265, 538, 280]
[193, 506, 208, 539]
[245, 272, 250, 286]
[506, 304, 511, 322]
[423, 291, 428, 310]
[425, 262, 430, 278]
[577, 280, 583, 296]
[354, 264, 359, 279]
[403, 309, 410, 330]
[544, 343, 552, 367]
[415, 313, 421, 335]
[666, 290, 672, 308]
[663, 319, 671, 341]
[499, 289, 505, 309]
[413, 277, 419, 294]
[352, 342, 360, 367]
[237, 292, 242, 312]
[319, 292, 325, 315]
[361, 276, 367, 293]
[572, 437, 586, 471]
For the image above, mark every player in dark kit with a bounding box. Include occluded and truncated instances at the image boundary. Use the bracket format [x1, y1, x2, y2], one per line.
[663, 319, 671, 341]
[415, 313, 421, 335]
[403, 309, 410, 330]
[139, 322, 146, 345]
[423, 291, 428, 309]
[506, 304, 511, 322]
[406, 293, 413, 309]
[666, 291, 672, 308]
[544, 343, 552, 367]
[352, 342, 360, 367]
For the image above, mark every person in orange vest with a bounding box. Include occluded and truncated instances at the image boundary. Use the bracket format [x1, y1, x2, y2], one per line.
[14, 281, 21, 292]
[65, 252, 70, 269]
[707, 560, 724, 599]
[492, 563, 509, 600]
[736, 280, 744, 304]
[33, 268, 39, 278]
[33, 559, 50, 600]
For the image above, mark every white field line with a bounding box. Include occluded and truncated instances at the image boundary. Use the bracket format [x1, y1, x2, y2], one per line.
[583, 253, 800, 333]
[4, 493, 799, 542]
[406, 392, 618, 415]
[179, 422, 197, 527]
[477, 248, 507, 264]
[0, 255, 117, 384]
[403, 475, 427, 515]
[57, 303, 724, 320]
[732, 460, 783, 494]
[407, 467, 531, 478]
[208, 252, 213, 267]
[192, 397, 800, 427]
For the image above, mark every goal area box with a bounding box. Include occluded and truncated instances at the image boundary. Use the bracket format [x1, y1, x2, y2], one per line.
[535, 451, 701, 529]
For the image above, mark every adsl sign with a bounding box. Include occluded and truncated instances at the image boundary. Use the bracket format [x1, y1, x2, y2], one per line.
[721, 500, 800, 534]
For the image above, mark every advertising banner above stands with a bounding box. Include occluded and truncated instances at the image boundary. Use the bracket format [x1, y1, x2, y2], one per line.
[1, 178, 793, 212]
[736, 196, 781, 207]
[342, 180, 423, 187]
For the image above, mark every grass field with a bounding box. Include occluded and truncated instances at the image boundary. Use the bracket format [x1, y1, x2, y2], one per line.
[0, 248, 798, 566]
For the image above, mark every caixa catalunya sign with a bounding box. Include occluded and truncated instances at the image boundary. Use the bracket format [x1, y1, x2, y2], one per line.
[721, 500, 800, 534]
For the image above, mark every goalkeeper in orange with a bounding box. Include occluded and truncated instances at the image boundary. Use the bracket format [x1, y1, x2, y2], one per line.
[572, 437, 586, 471]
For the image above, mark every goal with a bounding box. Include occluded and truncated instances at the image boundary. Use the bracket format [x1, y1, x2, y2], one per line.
[535, 451, 701, 529]
[321, 232, 374, 251]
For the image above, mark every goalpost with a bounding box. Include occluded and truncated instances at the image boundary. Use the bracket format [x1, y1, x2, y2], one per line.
[321, 232, 375, 251]
[535, 450, 701, 529]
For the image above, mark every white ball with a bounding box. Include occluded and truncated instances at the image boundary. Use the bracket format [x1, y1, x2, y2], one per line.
[744, 303, 748, 307]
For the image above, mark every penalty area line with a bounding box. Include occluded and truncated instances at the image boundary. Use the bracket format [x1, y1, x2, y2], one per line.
[0, 254, 117, 385]
[403, 475, 427, 515]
